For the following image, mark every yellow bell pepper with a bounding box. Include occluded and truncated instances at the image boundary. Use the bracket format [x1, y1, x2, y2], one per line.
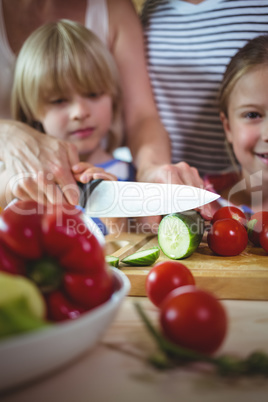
[0, 272, 49, 339]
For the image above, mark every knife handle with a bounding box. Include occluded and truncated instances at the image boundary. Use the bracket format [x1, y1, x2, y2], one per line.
[78, 179, 103, 209]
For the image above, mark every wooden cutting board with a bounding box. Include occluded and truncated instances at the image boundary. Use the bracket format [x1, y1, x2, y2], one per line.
[105, 232, 268, 300]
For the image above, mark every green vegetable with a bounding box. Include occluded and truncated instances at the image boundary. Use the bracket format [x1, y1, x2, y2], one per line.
[105, 255, 119, 267]
[0, 272, 49, 339]
[0, 297, 50, 339]
[0, 272, 46, 318]
[158, 211, 204, 259]
[121, 247, 160, 266]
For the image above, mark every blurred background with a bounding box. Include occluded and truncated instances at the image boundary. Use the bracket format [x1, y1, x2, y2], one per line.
[132, 0, 145, 13]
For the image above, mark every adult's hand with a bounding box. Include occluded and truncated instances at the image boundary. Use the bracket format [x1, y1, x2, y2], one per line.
[0, 120, 80, 206]
[151, 162, 213, 220]
[139, 161, 204, 188]
[133, 162, 213, 234]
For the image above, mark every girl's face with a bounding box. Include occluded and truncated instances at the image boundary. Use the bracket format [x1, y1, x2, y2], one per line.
[221, 66, 268, 182]
[38, 88, 113, 157]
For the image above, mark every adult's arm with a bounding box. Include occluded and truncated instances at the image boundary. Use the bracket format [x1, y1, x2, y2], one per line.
[0, 120, 80, 207]
[107, 0, 204, 188]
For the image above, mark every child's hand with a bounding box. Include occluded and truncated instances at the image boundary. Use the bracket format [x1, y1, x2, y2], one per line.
[72, 162, 117, 183]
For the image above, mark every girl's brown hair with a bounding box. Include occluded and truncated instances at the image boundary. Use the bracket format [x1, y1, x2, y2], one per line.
[219, 35, 268, 116]
[11, 19, 123, 152]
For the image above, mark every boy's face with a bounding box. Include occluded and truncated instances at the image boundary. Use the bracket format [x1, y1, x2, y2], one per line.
[38, 88, 113, 157]
[221, 66, 268, 182]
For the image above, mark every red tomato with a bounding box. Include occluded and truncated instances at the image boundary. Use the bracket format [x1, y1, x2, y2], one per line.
[207, 218, 248, 256]
[146, 261, 195, 307]
[211, 206, 247, 226]
[247, 211, 268, 246]
[160, 285, 228, 355]
[260, 223, 268, 253]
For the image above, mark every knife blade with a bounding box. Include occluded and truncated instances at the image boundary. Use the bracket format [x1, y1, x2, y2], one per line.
[79, 180, 220, 218]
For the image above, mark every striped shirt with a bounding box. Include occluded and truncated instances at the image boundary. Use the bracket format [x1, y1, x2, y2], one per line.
[141, 0, 268, 176]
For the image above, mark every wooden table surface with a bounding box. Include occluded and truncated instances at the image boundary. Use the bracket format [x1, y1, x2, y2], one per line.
[2, 296, 268, 402]
[105, 233, 268, 300]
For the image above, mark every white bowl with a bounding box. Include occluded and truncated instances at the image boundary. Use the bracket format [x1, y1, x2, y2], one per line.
[82, 215, 106, 247]
[0, 268, 130, 392]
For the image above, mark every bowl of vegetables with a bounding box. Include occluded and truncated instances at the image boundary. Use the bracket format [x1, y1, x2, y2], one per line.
[0, 201, 130, 392]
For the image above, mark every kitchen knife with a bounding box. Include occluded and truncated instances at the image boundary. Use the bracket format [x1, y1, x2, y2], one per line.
[79, 180, 220, 218]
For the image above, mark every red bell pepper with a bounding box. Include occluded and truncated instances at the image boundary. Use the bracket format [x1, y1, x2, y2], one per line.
[0, 201, 113, 322]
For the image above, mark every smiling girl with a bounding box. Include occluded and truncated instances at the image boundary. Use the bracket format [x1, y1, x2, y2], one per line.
[204, 35, 268, 213]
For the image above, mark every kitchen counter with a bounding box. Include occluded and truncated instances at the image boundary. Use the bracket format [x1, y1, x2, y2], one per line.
[2, 296, 268, 402]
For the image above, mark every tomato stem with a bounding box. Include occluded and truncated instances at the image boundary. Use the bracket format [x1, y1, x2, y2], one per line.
[134, 303, 268, 376]
[134, 303, 214, 364]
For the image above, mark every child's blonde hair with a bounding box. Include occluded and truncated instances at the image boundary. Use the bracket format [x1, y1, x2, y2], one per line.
[11, 19, 123, 152]
[219, 35, 268, 116]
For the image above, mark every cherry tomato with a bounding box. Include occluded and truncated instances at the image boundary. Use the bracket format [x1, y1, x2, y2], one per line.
[146, 261, 195, 307]
[211, 206, 247, 227]
[247, 211, 268, 246]
[160, 285, 228, 355]
[207, 218, 248, 256]
[260, 223, 268, 253]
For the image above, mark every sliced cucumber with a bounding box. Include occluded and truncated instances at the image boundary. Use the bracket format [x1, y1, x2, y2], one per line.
[105, 255, 119, 268]
[121, 247, 160, 266]
[158, 211, 204, 259]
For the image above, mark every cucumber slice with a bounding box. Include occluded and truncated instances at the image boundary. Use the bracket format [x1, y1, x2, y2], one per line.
[105, 255, 119, 267]
[158, 211, 204, 259]
[121, 247, 160, 266]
